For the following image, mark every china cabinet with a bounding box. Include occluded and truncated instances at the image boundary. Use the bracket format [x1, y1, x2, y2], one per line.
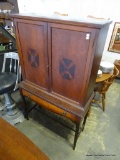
[11, 13, 111, 149]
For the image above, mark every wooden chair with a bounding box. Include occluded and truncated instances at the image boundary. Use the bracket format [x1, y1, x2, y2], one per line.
[93, 66, 119, 111]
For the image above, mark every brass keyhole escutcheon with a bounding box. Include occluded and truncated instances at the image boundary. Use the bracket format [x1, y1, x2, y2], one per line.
[47, 64, 51, 67]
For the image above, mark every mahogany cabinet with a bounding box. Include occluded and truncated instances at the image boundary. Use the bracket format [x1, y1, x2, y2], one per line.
[11, 14, 111, 149]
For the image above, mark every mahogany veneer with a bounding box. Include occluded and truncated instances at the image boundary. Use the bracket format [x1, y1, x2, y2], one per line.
[0, 117, 49, 160]
[11, 13, 111, 149]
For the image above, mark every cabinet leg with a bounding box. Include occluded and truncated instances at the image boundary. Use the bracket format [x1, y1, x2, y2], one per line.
[73, 111, 89, 150]
[88, 106, 91, 117]
[82, 111, 89, 131]
[19, 88, 29, 120]
[73, 123, 80, 150]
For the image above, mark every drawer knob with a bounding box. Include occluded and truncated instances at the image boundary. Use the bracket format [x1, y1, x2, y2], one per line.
[27, 93, 31, 98]
[63, 111, 66, 116]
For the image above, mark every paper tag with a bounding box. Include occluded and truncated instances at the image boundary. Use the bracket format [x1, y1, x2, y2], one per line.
[86, 34, 90, 40]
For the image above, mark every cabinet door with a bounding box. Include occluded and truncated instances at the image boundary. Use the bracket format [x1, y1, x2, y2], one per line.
[48, 23, 97, 103]
[14, 19, 49, 90]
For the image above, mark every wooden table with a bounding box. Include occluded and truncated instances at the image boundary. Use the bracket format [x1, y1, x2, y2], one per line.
[96, 72, 112, 83]
[0, 117, 49, 160]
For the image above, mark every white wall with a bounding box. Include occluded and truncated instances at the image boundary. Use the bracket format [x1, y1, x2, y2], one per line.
[17, 0, 120, 63]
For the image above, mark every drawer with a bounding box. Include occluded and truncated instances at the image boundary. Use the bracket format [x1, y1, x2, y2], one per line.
[22, 89, 80, 123]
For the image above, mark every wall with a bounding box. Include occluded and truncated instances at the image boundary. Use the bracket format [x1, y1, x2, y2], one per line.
[17, 0, 120, 63]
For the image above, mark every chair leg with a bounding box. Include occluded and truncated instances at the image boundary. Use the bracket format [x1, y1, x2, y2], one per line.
[102, 93, 105, 111]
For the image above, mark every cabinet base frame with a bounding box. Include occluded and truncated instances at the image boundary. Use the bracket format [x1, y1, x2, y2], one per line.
[19, 87, 91, 150]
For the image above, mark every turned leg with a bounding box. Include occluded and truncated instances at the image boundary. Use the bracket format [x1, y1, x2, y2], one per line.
[19, 88, 29, 120]
[73, 123, 80, 150]
[73, 111, 89, 150]
[82, 111, 89, 131]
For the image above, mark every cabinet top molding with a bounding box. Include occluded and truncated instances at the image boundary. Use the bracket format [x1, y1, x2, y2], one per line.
[10, 13, 112, 28]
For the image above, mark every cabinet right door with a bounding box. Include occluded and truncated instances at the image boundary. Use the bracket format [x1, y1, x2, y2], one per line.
[48, 23, 97, 104]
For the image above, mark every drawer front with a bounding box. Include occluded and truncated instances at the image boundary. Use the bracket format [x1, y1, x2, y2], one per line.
[22, 89, 80, 123]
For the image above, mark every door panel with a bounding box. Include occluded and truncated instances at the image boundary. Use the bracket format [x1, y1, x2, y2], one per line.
[16, 20, 48, 89]
[48, 23, 96, 103]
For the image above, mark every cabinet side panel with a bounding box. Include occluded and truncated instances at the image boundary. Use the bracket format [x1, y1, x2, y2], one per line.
[16, 21, 48, 89]
[85, 24, 111, 103]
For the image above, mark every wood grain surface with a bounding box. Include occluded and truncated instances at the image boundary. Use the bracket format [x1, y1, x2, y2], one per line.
[0, 117, 49, 160]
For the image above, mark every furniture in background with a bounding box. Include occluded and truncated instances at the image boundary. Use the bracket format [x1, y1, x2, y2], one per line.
[0, 1, 17, 69]
[0, 52, 24, 125]
[0, 117, 49, 160]
[108, 22, 120, 53]
[0, 0, 19, 19]
[0, 1, 14, 20]
[0, 23, 16, 54]
[114, 59, 120, 78]
[0, 19, 5, 26]
[96, 72, 113, 83]
[93, 66, 119, 111]
[0, 0, 14, 29]
[0, 0, 18, 54]
[11, 13, 111, 149]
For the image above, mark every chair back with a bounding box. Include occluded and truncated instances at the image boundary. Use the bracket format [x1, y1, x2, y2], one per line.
[95, 66, 119, 94]
[1, 52, 21, 91]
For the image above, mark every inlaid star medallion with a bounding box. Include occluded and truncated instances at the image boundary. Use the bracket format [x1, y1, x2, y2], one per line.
[27, 48, 39, 68]
[59, 58, 75, 80]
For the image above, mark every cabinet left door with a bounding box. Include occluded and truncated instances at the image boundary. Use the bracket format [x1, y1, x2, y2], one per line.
[14, 19, 49, 90]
